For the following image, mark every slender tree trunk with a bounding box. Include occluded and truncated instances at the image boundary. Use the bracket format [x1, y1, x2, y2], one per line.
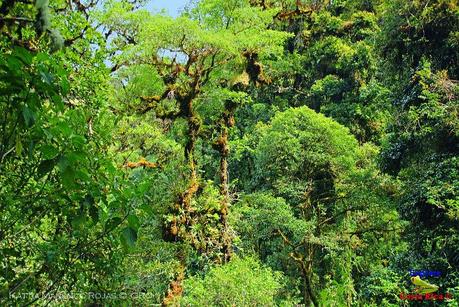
[182, 96, 200, 210]
[215, 101, 236, 263]
[162, 96, 200, 305]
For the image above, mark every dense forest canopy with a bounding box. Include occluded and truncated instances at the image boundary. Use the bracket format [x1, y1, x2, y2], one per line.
[0, 0, 458, 305]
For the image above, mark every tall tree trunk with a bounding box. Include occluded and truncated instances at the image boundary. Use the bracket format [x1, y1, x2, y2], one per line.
[300, 258, 318, 307]
[215, 100, 237, 263]
[162, 95, 201, 305]
[182, 96, 200, 210]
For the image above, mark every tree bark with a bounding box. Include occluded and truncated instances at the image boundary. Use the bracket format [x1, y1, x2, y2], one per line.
[299, 258, 318, 307]
[215, 100, 236, 263]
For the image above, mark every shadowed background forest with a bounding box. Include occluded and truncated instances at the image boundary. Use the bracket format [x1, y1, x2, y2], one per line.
[0, 0, 458, 305]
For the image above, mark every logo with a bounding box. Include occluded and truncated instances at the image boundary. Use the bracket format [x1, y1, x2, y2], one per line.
[411, 276, 438, 294]
[399, 273, 453, 301]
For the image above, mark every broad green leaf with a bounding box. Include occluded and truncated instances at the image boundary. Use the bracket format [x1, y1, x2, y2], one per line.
[71, 135, 87, 148]
[120, 227, 138, 248]
[6, 55, 23, 72]
[60, 79, 70, 95]
[51, 94, 64, 110]
[60, 166, 75, 187]
[40, 145, 59, 159]
[22, 106, 35, 127]
[127, 214, 140, 231]
[40, 71, 54, 85]
[13, 47, 33, 65]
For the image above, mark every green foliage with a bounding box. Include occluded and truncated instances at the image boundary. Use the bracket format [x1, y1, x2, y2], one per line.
[0, 0, 457, 305]
[379, 0, 459, 77]
[181, 256, 286, 306]
[357, 265, 406, 306]
[254, 106, 358, 205]
[376, 1, 459, 304]
[0, 1, 145, 304]
[231, 106, 402, 305]
[245, 2, 391, 143]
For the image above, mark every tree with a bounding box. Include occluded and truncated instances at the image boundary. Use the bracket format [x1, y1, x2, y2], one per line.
[232, 106, 402, 306]
[103, 0, 290, 302]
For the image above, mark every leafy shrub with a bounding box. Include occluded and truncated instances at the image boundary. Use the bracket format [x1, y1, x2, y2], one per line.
[181, 256, 284, 306]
